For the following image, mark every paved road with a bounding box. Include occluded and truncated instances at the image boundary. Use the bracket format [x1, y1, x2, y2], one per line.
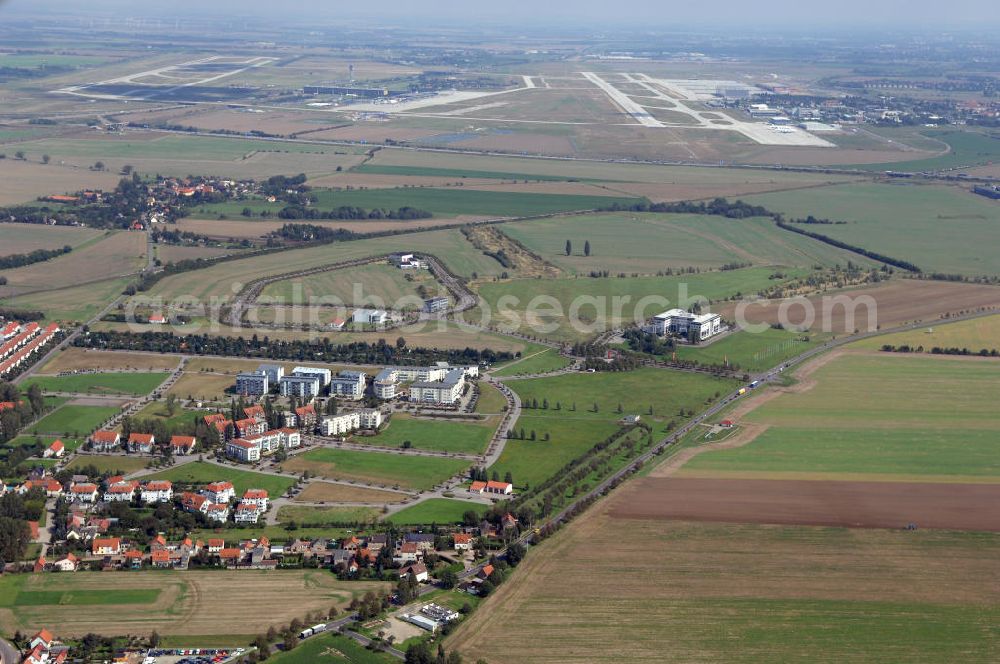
[0, 637, 18, 664]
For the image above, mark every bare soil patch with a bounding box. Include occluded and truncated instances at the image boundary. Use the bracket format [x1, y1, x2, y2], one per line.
[295, 481, 409, 503]
[40, 348, 182, 373]
[610, 477, 1000, 531]
[719, 279, 1000, 334]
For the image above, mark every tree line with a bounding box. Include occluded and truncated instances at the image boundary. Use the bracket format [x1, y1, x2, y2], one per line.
[75, 330, 515, 365]
[0, 244, 72, 270]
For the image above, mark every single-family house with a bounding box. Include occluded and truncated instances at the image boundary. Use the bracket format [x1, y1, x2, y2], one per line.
[400, 562, 429, 582]
[43, 439, 65, 458]
[485, 480, 513, 495]
[89, 430, 120, 452]
[453, 533, 473, 550]
[151, 550, 172, 568]
[92, 537, 122, 556]
[69, 483, 99, 503]
[169, 435, 197, 455]
[52, 553, 79, 572]
[180, 492, 210, 514]
[127, 432, 155, 454]
[396, 542, 420, 563]
[141, 480, 173, 503]
[103, 480, 138, 502]
[207, 538, 225, 553]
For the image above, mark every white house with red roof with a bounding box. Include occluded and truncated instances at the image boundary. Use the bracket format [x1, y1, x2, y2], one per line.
[141, 480, 173, 503]
[206, 503, 230, 523]
[241, 489, 269, 510]
[69, 483, 99, 503]
[225, 438, 260, 463]
[203, 481, 235, 504]
[92, 537, 122, 555]
[42, 439, 65, 458]
[127, 432, 155, 454]
[180, 492, 210, 514]
[234, 502, 263, 524]
[103, 480, 139, 502]
[88, 430, 120, 452]
[169, 435, 197, 455]
[53, 552, 79, 572]
[485, 480, 513, 495]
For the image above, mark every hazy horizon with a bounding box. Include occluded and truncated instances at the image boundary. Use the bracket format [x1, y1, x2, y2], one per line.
[4, 0, 1000, 31]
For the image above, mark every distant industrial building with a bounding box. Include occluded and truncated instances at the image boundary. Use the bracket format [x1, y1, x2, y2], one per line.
[973, 185, 1000, 200]
[353, 309, 389, 325]
[423, 296, 449, 313]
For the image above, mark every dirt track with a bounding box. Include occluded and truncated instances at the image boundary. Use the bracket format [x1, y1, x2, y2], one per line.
[611, 477, 1000, 531]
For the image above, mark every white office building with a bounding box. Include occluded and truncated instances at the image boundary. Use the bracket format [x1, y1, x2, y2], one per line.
[408, 368, 465, 405]
[650, 309, 723, 341]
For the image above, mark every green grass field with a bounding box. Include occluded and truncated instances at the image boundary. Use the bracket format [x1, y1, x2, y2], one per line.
[0, 576, 158, 608]
[854, 128, 1000, 172]
[492, 348, 573, 377]
[260, 261, 445, 308]
[354, 163, 600, 182]
[672, 328, 827, 372]
[684, 352, 1000, 481]
[267, 632, 397, 664]
[491, 368, 737, 487]
[131, 402, 217, 435]
[387, 498, 487, 525]
[65, 455, 149, 474]
[22, 372, 170, 396]
[2, 276, 132, 323]
[28, 405, 120, 436]
[743, 182, 1000, 276]
[475, 266, 804, 342]
[146, 462, 295, 497]
[199, 186, 643, 219]
[8, 433, 84, 452]
[501, 213, 875, 274]
[363, 415, 495, 455]
[285, 448, 470, 491]
[474, 381, 508, 414]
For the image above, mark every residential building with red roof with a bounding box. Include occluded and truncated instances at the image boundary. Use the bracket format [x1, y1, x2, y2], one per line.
[203, 481, 235, 504]
[69, 483, 99, 503]
[234, 417, 266, 438]
[141, 480, 173, 503]
[43, 439, 65, 458]
[453, 533, 473, 550]
[243, 404, 266, 421]
[242, 489, 269, 509]
[468, 481, 487, 494]
[206, 503, 230, 523]
[127, 432, 155, 453]
[485, 480, 513, 495]
[103, 480, 139, 502]
[92, 537, 122, 556]
[88, 430, 121, 452]
[169, 435, 197, 455]
[180, 492, 210, 514]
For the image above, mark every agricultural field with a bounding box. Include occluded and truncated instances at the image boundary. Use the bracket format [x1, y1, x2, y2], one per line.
[448, 514, 1000, 663]
[20, 371, 169, 396]
[0, 229, 145, 298]
[682, 351, 1000, 483]
[362, 415, 495, 455]
[0, 570, 386, 639]
[27, 404, 120, 436]
[0, 159, 119, 206]
[293, 481, 410, 504]
[742, 182, 1000, 276]
[260, 261, 447, 309]
[197, 186, 643, 220]
[852, 313, 1000, 353]
[500, 212, 877, 274]
[1, 276, 132, 323]
[490, 368, 737, 487]
[386, 498, 487, 525]
[276, 504, 382, 525]
[283, 448, 470, 491]
[475, 266, 806, 342]
[852, 128, 1000, 172]
[145, 461, 296, 497]
[7, 133, 366, 179]
[0, 223, 103, 254]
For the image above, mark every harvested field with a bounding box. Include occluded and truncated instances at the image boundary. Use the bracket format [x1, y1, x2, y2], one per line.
[294, 481, 409, 503]
[0, 223, 103, 254]
[1, 276, 130, 323]
[719, 279, 1000, 334]
[612, 477, 1000, 531]
[0, 230, 145, 297]
[597, 179, 849, 202]
[0, 570, 385, 639]
[0, 160, 119, 206]
[174, 215, 482, 239]
[304, 125, 441, 143]
[309, 172, 495, 188]
[448, 513, 1000, 663]
[852, 312, 1000, 353]
[155, 243, 246, 263]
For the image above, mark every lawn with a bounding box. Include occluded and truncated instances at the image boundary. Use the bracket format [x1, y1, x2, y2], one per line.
[260, 261, 445, 309]
[146, 462, 295, 497]
[501, 213, 874, 275]
[475, 266, 807, 342]
[490, 368, 737, 487]
[684, 352, 1000, 482]
[131, 401, 217, 435]
[362, 415, 495, 455]
[200, 187, 644, 219]
[22, 372, 170, 396]
[14, 589, 161, 606]
[267, 632, 397, 664]
[8, 434, 85, 453]
[65, 455, 150, 474]
[28, 405, 120, 436]
[474, 381, 508, 414]
[672, 327, 827, 372]
[283, 448, 470, 491]
[386, 498, 488, 525]
[742, 182, 1000, 276]
[492, 348, 572, 377]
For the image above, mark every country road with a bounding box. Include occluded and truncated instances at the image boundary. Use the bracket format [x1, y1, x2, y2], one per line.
[0, 637, 18, 664]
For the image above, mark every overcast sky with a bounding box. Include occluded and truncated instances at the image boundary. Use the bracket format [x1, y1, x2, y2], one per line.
[6, 0, 999, 29]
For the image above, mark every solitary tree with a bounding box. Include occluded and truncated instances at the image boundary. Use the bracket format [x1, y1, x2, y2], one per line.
[584, 240, 591, 257]
[41, 154, 50, 164]
[565, 239, 572, 256]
